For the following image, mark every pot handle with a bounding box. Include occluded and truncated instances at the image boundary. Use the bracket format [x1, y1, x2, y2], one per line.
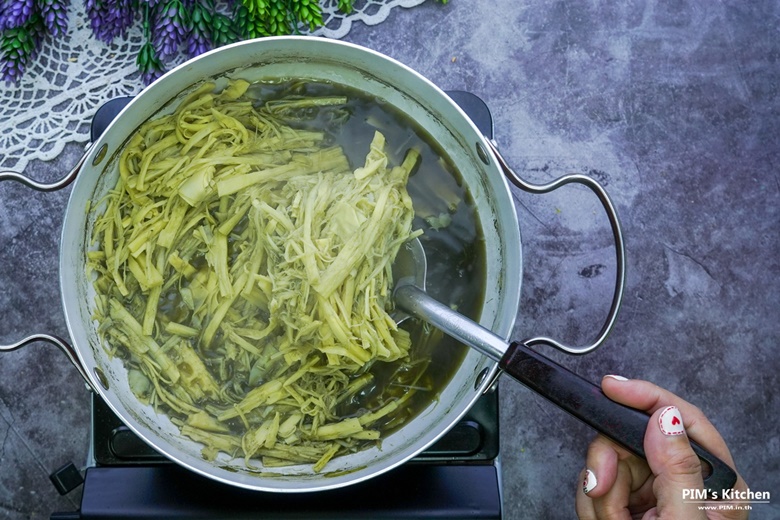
[394, 284, 738, 497]
[1, 149, 96, 392]
[500, 341, 738, 498]
[0, 334, 96, 392]
[0, 145, 90, 191]
[486, 140, 626, 355]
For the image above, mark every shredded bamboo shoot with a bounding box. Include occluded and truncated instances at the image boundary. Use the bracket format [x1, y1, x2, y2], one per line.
[88, 79, 430, 472]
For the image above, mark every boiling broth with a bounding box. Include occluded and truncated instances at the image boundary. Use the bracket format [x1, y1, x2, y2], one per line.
[92, 77, 487, 465]
[245, 80, 486, 429]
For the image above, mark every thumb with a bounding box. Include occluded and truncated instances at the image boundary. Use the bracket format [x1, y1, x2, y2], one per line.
[643, 405, 707, 519]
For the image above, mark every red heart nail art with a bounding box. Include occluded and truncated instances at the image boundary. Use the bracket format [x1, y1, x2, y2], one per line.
[659, 406, 685, 436]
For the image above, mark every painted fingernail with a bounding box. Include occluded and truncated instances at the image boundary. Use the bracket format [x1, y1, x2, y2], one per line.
[583, 469, 597, 494]
[659, 406, 686, 436]
[604, 374, 628, 381]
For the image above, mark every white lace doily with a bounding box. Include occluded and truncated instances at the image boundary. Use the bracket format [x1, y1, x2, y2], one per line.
[0, 0, 427, 172]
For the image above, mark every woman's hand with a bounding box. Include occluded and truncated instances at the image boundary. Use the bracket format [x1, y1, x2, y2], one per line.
[575, 377, 748, 520]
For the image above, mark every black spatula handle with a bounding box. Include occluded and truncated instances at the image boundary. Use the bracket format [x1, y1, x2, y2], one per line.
[500, 341, 738, 498]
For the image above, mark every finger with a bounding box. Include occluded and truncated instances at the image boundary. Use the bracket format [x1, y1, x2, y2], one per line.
[582, 436, 619, 498]
[584, 434, 656, 518]
[600, 376, 736, 469]
[644, 405, 707, 519]
[591, 458, 634, 520]
[584, 434, 654, 497]
[602, 377, 750, 519]
[575, 468, 598, 520]
[627, 473, 657, 512]
[581, 434, 657, 519]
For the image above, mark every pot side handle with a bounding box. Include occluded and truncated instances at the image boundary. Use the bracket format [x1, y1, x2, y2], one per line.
[1, 149, 95, 392]
[0, 145, 90, 192]
[486, 140, 626, 356]
[0, 334, 96, 392]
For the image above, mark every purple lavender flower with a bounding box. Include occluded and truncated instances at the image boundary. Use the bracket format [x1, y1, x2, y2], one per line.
[39, 0, 69, 37]
[185, 0, 211, 58]
[153, 0, 187, 58]
[84, 0, 111, 42]
[0, 0, 7, 29]
[137, 40, 165, 84]
[2, 0, 35, 29]
[186, 26, 209, 57]
[0, 12, 44, 84]
[141, 60, 165, 83]
[0, 54, 22, 83]
[84, 0, 135, 44]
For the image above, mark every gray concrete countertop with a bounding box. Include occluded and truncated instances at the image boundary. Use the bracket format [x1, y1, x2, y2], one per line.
[1, 1, 778, 518]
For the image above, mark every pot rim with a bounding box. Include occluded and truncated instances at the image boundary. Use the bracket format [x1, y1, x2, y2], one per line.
[60, 36, 522, 492]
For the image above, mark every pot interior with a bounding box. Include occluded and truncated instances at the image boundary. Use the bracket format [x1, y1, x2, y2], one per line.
[60, 36, 521, 491]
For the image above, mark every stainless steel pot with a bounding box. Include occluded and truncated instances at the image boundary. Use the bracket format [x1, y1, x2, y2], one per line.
[0, 37, 625, 492]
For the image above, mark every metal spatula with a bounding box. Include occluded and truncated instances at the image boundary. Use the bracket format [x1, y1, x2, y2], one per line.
[392, 237, 738, 497]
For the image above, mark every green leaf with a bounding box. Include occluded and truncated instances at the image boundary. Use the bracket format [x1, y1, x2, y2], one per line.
[338, 0, 354, 14]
